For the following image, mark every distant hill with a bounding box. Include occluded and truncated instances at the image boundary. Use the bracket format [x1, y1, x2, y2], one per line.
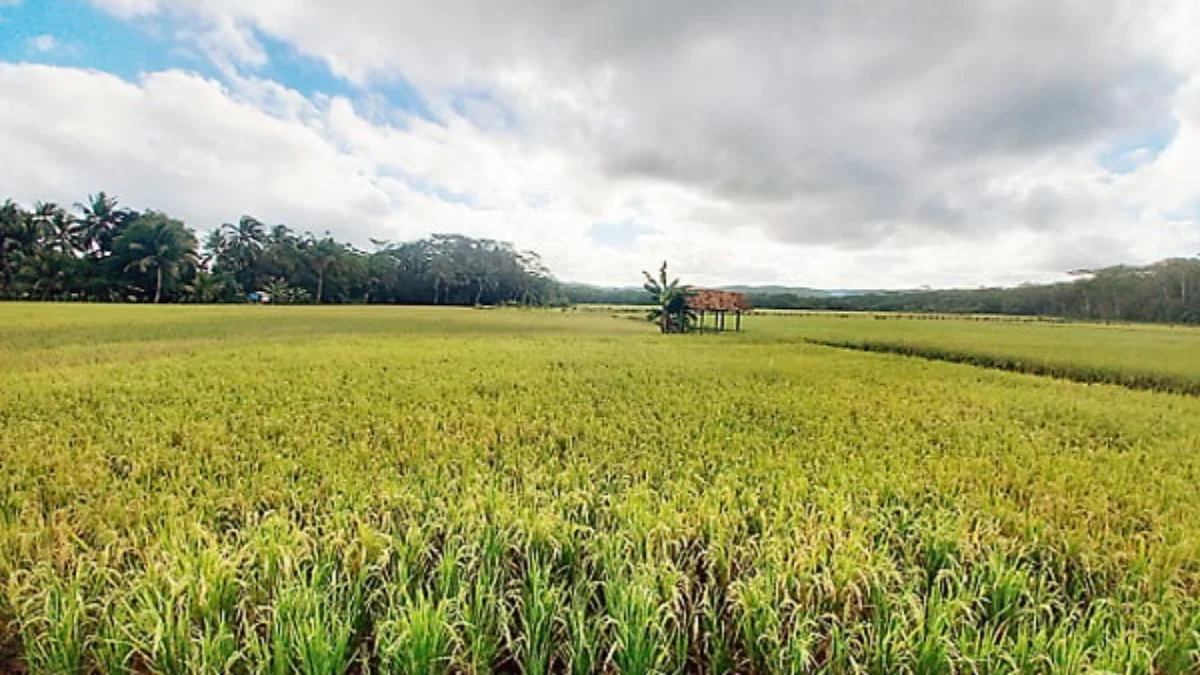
[562, 282, 884, 305]
[564, 257, 1200, 324]
[719, 285, 831, 297]
[560, 283, 652, 305]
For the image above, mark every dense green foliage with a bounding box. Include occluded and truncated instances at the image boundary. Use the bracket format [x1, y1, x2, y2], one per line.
[642, 262, 696, 333]
[561, 284, 655, 307]
[7, 193, 1200, 327]
[0, 195, 560, 305]
[568, 261, 1200, 326]
[3, 306, 1200, 673]
[747, 261, 1200, 324]
[1, 195, 197, 303]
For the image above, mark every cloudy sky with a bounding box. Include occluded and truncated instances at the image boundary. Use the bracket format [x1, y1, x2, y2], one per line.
[1, 0, 1197, 288]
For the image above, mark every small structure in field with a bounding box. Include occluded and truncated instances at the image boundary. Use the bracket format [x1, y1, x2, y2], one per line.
[688, 289, 752, 331]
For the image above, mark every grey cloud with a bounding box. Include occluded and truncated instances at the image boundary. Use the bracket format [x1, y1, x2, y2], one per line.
[84, 0, 1194, 257]
[1019, 186, 1090, 230]
[928, 64, 1177, 159]
[1032, 233, 1134, 273]
[568, 1, 1178, 244]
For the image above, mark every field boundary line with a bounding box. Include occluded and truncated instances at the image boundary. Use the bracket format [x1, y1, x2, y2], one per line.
[804, 338, 1200, 396]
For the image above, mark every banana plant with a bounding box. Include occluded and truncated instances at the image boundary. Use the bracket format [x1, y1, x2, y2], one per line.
[642, 261, 696, 333]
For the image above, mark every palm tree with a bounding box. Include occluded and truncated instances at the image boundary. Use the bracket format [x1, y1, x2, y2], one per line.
[186, 270, 237, 304]
[115, 213, 198, 303]
[642, 261, 695, 333]
[74, 192, 129, 258]
[0, 200, 30, 295]
[29, 202, 75, 253]
[305, 236, 340, 304]
[201, 228, 227, 270]
[32, 203, 82, 255]
[220, 215, 267, 292]
[263, 277, 310, 304]
[225, 215, 267, 248]
[268, 223, 297, 247]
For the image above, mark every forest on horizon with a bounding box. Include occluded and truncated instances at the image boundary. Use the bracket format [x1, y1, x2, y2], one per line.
[2, 192, 1198, 324]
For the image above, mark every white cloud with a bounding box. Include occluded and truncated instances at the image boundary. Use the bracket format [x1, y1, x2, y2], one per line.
[173, 15, 266, 74]
[0, 65, 388, 235]
[86, 0, 157, 18]
[3, 0, 1200, 287]
[27, 34, 57, 54]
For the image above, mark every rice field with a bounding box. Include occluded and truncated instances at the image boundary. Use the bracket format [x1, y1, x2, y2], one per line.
[2, 304, 1200, 674]
[776, 313, 1200, 395]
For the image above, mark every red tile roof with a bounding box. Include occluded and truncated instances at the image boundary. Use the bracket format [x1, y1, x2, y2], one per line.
[687, 289, 752, 311]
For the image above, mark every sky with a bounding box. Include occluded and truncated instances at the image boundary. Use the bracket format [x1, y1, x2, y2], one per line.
[0, 0, 1197, 289]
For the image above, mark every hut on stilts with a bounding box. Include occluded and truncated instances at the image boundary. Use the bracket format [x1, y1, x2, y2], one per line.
[688, 290, 752, 332]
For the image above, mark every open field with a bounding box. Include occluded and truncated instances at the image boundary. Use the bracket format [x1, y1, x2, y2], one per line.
[3, 305, 1200, 673]
[769, 312, 1200, 395]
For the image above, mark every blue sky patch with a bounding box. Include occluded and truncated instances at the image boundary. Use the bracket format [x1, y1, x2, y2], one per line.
[1097, 121, 1179, 175]
[251, 31, 358, 102]
[0, 0, 435, 120]
[0, 0, 212, 79]
[254, 31, 432, 121]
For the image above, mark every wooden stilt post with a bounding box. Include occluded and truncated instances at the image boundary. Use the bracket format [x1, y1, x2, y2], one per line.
[689, 291, 750, 335]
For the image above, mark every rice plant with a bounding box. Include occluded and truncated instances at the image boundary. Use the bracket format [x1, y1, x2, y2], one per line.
[1, 304, 1199, 673]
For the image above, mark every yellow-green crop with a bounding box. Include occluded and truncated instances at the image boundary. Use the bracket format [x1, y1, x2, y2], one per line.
[2, 304, 1199, 673]
[772, 312, 1200, 394]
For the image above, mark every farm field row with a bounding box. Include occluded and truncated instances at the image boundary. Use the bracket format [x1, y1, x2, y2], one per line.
[2, 305, 1199, 673]
[771, 313, 1200, 395]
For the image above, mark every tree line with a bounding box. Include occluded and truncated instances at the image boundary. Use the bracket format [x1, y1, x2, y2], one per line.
[6, 191, 1197, 323]
[570, 259, 1200, 325]
[747, 259, 1200, 324]
[0, 193, 563, 305]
